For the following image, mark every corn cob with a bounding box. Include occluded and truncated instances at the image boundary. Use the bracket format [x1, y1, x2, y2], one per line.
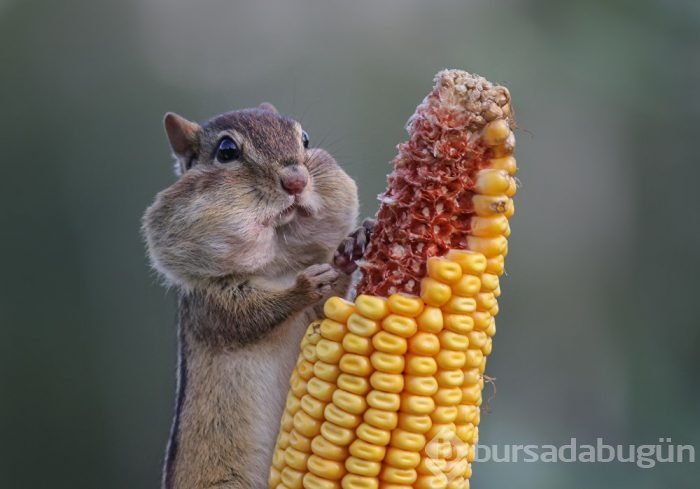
[270, 69, 517, 489]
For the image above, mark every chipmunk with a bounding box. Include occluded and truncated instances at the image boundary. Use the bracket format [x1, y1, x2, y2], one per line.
[142, 103, 372, 489]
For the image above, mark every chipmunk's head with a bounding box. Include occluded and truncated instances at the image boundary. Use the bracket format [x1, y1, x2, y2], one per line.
[142, 104, 358, 288]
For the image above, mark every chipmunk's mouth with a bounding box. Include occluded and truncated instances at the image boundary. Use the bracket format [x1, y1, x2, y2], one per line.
[267, 202, 312, 227]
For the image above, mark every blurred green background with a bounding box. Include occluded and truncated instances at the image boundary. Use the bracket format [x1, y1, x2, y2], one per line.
[1, 0, 698, 488]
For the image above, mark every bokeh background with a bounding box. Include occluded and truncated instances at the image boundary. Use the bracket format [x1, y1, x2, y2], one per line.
[1, 1, 698, 488]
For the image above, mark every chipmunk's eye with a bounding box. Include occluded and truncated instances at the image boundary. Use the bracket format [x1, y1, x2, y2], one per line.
[302, 130, 309, 149]
[216, 137, 241, 163]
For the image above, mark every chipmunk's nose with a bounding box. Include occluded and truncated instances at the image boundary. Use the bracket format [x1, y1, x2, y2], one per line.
[280, 166, 308, 195]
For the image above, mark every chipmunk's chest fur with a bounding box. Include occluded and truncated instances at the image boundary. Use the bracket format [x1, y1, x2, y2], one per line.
[165, 301, 317, 489]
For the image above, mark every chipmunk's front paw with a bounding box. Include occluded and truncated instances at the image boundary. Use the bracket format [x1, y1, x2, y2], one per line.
[296, 263, 340, 301]
[333, 218, 376, 274]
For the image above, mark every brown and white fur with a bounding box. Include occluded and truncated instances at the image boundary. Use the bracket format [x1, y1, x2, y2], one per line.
[142, 104, 364, 489]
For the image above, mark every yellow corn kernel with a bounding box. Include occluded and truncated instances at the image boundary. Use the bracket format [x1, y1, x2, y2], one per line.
[397, 413, 432, 434]
[324, 297, 355, 323]
[485, 318, 496, 337]
[381, 314, 418, 338]
[482, 119, 510, 146]
[339, 354, 373, 377]
[342, 474, 379, 489]
[489, 153, 517, 174]
[426, 423, 456, 441]
[390, 429, 427, 452]
[324, 403, 361, 430]
[307, 454, 346, 480]
[347, 313, 380, 337]
[290, 375, 307, 398]
[445, 250, 487, 275]
[321, 422, 356, 446]
[301, 394, 328, 419]
[286, 394, 302, 415]
[349, 439, 386, 462]
[289, 430, 312, 453]
[355, 295, 390, 320]
[431, 405, 458, 424]
[380, 466, 417, 485]
[281, 467, 305, 489]
[311, 434, 349, 462]
[321, 319, 347, 342]
[461, 385, 482, 405]
[384, 447, 421, 469]
[317, 339, 344, 364]
[404, 355, 437, 376]
[302, 344, 318, 363]
[482, 338, 493, 356]
[470, 215, 510, 238]
[479, 273, 499, 291]
[455, 424, 475, 444]
[415, 474, 449, 489]
[466, 331, 488, 350]
[272, 446, 286, 469]
[370, 351, 405, 374]
[438, 330, 469, 351]
[342, 333, 374, 356]
[505, 176, 517, 197]
[356, 422, 391, 446]
[367, 391, 401, 411]
[293, 410, 322, 438]
[466, 235, 507, 257]
[404, 375, 439, 396]
[364, 408, 398, 430]
[472, 194, 510, 216]
[485, 254, 505, 275]
[456, 405, 479, 424]
[387, 293, 425, 317]
[504, 198, 515, 219]
[492, 284, 501, 297]
[435, 369, 464, 387]
[416, 306, 443, 333]
[426, 257, 463, 284]
[304, 473, 341, 489]
[380, 483, 415, 489]
[369, 371, 404, 393]
[284, 446, 310, 471]
[269, 467, 281, 488]
[416, 456, 446, 475]
[435, 350, 467, 369]
[463, 349, 483, 369]
[420, 278, 452, 306]
[474, 169, 510, 195]
[372, 331, 408, 355]
[407, 332, 441, 356]
[434, 387, 463, 406]
[307, 378, 336, 402]
[277, 431, 290, 450]
[337, 374, 370, 396]
[313, 361, 341, 383]
[475, 292, 497, 311]
[281, 412, 294, 432]
[399, 393, 435, 414]
[442, 296, 477, 314]
[443, 314, 473, 334]
[451, 274, 481, 297]
[332, 389, 368, 415]
[296, 361, 315, 382]
[489, 303, 500, 316]
[447, 477, 466, 489]
[471, 311, 491, 331]
[461, 369, 480, 386]
[346, 456, 381, 477]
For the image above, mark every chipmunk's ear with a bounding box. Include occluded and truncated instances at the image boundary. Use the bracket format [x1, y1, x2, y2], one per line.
[164, 112, 200, 176]
[258, 102, 278, 114]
